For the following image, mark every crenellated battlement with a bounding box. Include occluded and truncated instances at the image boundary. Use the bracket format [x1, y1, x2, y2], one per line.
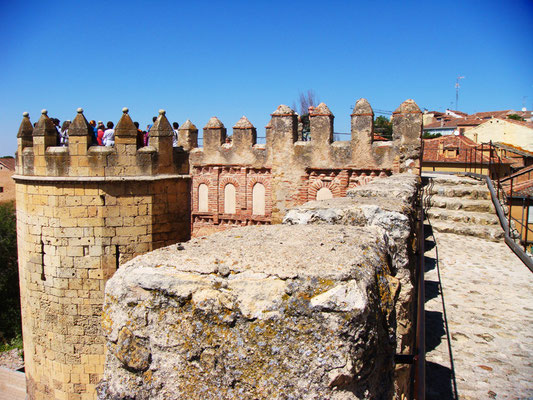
[16, 98, 422, 180]
[16, 108, 189, 178]
[188, 99, 422, 173]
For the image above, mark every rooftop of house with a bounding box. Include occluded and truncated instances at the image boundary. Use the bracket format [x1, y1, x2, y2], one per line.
[424, 117, 463, 130]
[494, 142, 533, 158]
[446, 109, 469, 118]
[424, 109, 533, 131]
[0, 158, 15, 171]
[423, 135, 512, 164]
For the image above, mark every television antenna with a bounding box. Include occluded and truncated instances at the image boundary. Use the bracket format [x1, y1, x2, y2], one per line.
[455, 76, 465, 110]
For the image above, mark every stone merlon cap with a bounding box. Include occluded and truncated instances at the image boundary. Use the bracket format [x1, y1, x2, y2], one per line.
[150, 111, 173, 137]
[69, 108, 93, 137]
[115, 111, 137, 137]
[33, 111, 56, 137]
[179, 120, 197, 131]
[233, 116, 254, 129]
[310, 102, 333, 116]
[352, 98, 374, 116]
[204, 117, 225, 129]
[271, 104, 295, 116]
[393, 99, 421, 114]
[18, 112, 33, 138]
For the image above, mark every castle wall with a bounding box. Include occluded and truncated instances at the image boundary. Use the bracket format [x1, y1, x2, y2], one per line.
[15, 109, 190, 400]
[189, 99, 422, 232]
[14, 97, 422, 399]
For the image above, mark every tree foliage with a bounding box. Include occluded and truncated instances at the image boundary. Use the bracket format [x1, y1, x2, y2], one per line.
[0, 201, 21, 344]
[507, 114, 524, 121]
[294, 90, 319, 116]
[422, 132, 442, 139]
[374, 115, 393, 140]
[293, 90, 319, 138]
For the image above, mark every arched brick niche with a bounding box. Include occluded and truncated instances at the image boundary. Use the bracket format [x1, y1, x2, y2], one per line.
[252, 183, 266, 215]
[223, 182, 237, 214]
[191, 166, 272, 236]
[298, 168, 391, 204]
[316, 187, 333, 200]
[198, 183, 209, 212]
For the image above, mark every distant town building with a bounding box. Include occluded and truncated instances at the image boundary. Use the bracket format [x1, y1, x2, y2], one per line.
[422, 134, 511, 177]
[464, 118, 533, 152]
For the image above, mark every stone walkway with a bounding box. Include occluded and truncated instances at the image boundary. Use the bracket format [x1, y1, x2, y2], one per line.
[425, 226, 533, 399]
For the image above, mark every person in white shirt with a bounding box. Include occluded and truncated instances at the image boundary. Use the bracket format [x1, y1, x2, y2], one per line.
[103, 121, 115, 146]
[172, 122, 179, 147]
[60, 120, 70, 146]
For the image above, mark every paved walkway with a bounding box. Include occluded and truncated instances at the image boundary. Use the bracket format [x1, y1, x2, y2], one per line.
[425, 225, 533, 399]
[0, 367, 25, 400]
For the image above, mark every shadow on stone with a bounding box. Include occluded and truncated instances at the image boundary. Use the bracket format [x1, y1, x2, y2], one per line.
[424, 223, 433, 239]
[424, 256, 436, 273]
[425, 280, 439, 302]
[426, 361, 455, 400]
[424, 240, 436, 252]
[425, 310, 446, 353]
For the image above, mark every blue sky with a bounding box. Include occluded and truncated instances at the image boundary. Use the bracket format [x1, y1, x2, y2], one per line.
[1, 0, 532, 156]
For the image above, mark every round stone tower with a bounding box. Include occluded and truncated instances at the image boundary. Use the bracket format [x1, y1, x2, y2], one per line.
[14, 108, 192, 399]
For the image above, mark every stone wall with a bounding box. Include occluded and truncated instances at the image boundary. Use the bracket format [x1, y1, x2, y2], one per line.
[189, 99, 422, 234]
[98, 174, 420, 399]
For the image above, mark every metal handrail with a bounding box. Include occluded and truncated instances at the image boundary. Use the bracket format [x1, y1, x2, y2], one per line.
[413, 195, 425, 400]
[463, 140, 532, 253]
[464, 172, 533, 272]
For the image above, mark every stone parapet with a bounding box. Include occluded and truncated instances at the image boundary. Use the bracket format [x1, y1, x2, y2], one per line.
[15, 108, 190, 178]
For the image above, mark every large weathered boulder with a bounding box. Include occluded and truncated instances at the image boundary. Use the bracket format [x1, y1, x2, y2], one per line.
[98, 224, 402, 399]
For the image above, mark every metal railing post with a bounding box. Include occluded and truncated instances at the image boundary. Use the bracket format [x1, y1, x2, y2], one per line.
[489, 142, 492, 179]
[509, 179, 513, 234]
[521, 197, 526, 248]
[526, 197, 530, 248]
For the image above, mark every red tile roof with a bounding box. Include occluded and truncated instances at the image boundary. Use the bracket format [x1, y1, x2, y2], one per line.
[446, 109, 469, 117]
[373, 134, 389, 141]
[500, 165, 533, 197]
[423, 117, 463, 129]
[0, 158, 15, 171]
[422, 135, 512, 164]
[470, 110, 513, 119]
[456, 117, 483, 126]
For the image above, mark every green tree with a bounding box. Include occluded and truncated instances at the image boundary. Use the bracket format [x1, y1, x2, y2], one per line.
[374, 116, 392, 140]
[293, 90, 319, 140]
[507, 114, 524, 121]
[0, 201, 21, 345]
[422, 132, 442, 139]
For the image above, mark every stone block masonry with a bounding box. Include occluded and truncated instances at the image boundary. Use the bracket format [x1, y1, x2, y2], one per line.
[14, 97, 422, 399]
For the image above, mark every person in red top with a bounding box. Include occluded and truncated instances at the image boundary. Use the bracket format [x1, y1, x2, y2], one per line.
[96, 122, 105, 145]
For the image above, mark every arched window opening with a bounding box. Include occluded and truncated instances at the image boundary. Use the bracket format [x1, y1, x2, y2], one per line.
[252, 183, 266, 215]
[224, 184, 236, 214]
[198, 184, 208, 212]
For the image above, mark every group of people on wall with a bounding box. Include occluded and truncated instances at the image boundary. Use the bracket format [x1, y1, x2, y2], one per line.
[35, 117, 180, 148]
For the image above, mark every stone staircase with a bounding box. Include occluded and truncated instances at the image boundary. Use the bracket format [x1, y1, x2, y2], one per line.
[423, 173, 504, 241]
